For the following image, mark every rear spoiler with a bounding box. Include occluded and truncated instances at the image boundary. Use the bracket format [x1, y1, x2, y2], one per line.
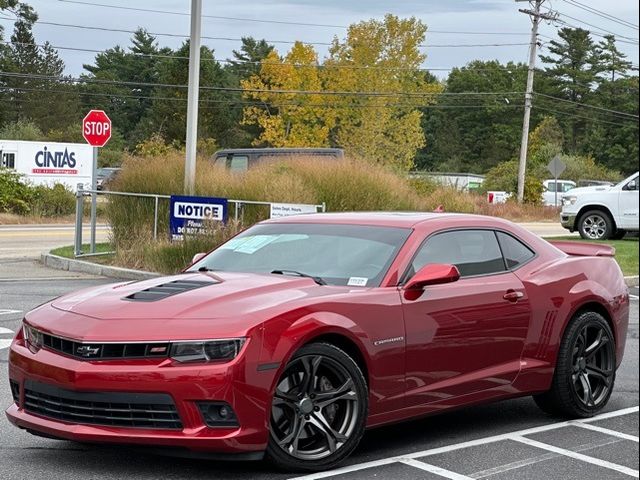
[549, 240, 616, 257]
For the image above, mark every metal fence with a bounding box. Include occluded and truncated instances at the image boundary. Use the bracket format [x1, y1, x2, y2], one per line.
[73, 185, 326, 258]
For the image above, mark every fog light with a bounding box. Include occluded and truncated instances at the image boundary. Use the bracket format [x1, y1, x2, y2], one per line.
[198, 402, 239, 428]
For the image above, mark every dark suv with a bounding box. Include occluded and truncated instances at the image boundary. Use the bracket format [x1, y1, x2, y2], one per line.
[212, 148, 344, 172]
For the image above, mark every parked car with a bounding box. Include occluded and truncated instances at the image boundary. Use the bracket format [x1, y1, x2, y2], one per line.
[212, 148, 344, 172]
[561, 171, 639, 240]
[96, 167, 121, 191]
[542, 179, 576, 206]
[7, 212, 629, 471]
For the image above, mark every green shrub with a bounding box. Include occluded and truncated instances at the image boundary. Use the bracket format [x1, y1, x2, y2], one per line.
[0, 168, 34, 215]
[484, 160, 544, 205]
[30, 184, 75, 217]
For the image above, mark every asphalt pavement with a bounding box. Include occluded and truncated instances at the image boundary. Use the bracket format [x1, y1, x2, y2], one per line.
[0, 261, 637, 480]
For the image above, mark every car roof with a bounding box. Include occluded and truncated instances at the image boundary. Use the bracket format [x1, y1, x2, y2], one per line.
[264, 211, 502, 228]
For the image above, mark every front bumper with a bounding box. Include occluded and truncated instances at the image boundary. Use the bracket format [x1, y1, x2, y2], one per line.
[6, 337, 272, 456]
[560, 212, 577, 231]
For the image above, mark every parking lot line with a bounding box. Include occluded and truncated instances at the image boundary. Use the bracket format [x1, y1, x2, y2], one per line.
[570, 421, 640, 442]
[511, 435, 639, 477]
[398, 458, 475, 479]
[289, 406, 639, 480]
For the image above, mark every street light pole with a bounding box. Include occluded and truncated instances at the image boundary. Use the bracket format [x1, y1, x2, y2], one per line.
[184, 0, 202, 195]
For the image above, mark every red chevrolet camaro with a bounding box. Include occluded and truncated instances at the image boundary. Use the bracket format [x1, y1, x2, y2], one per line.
[6, 213, 630, 472]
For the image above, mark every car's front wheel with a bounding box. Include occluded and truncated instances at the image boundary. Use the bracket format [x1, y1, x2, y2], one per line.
[266, 343, 368, 472]
[534, 311, 616, 417]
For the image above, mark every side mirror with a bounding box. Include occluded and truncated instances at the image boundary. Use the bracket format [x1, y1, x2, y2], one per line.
[404, 263, 460, 292]
[191, 252, 207, 265]
[627, 180, 637, 191]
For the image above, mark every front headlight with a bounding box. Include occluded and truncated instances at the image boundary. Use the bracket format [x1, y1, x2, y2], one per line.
[562, 195, 577, 206]
[23, 323, 43, 351]
[170, 338, 246, 363]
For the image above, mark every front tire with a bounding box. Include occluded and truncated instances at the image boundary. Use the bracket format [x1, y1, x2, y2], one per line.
[578, 210, 614, 240]
[534, 311, 616, 418]
[266, 343, 368, 472]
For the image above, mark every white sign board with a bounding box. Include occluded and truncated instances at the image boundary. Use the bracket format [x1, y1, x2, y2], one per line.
[270, 203, 318, 218]
[0, 140, 94, 192]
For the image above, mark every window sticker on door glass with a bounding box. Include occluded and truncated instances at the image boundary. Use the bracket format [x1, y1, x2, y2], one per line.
[347, 277, 368, 287]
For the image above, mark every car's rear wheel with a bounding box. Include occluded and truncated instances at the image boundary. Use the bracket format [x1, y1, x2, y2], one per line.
[578, 210, 614, 240]
[266, 343, 368, 472]
[534, 311, 616, 418]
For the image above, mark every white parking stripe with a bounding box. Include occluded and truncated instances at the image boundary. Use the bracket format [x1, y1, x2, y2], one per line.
[511, 436, 639, 478]
[630, 295, 639, 300]
[289, 406, 639, 480]
[0, 309, 21, 315]
[571, 421, 640, 443]
[0, 327, 14, 350]
[398, 458, 475, 480]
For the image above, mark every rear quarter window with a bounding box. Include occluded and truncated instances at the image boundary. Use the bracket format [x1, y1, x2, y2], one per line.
[496, 232, 535, 269]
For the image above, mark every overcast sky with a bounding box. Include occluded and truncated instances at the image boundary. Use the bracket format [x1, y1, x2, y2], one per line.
[2, 0, 639, 77]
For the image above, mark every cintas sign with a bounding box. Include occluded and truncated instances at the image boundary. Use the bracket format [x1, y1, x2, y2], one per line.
[82, 110, 112, 148]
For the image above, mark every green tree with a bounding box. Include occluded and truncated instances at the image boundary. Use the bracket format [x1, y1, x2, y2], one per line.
[539, 27, 602, 150]
[228, 37, 274, 81]
[596, 35, 632, 82]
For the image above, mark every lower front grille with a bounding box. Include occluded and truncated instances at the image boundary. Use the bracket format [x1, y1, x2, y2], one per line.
[23, 380, 182, 430]
[10, 380, 20, 405]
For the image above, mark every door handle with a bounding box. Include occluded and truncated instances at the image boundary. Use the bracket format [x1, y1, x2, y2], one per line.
[503, 290, 524, 303]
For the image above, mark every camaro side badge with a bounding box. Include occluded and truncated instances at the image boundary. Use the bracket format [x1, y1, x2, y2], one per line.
[373, 336, 404, 347]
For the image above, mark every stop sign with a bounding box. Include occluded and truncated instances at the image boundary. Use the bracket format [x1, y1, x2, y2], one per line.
[82, 110, 112, 147]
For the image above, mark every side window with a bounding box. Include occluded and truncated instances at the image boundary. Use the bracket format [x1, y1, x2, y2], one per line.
[546, 182, 557, 192]
[2, 152, 16, 168]
[229, 155, 249, 172]
[625, 176, 638, 191]
[410, 230, 506, 278]
[496, 232, 535, 269]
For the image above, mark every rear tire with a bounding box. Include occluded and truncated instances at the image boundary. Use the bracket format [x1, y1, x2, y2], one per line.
[266, 343, 368, 472]
[534, 311, 616, 418]
[578, 210, 614, 240]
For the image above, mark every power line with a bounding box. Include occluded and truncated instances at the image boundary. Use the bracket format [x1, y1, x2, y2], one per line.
[554, 11, 639, 43]
[3, 39, 533, 74]
[534, 104, 639, 128]
[0, 18, 531, 50]
[534, 92, 639, 119]
[0, 70, 524, 98]
[55, 0, 530, 36]
[559, 0, 638, 31]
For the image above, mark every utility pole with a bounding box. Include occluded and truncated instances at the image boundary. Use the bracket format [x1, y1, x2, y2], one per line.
[184, 0, 202, 195]
[516, 0, 556, 203]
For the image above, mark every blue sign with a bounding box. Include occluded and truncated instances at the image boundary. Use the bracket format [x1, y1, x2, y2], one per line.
[169, 195, 228, 241]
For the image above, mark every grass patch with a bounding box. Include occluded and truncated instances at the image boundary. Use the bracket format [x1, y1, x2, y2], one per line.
[545, 236, 639, 276]
[51, 242, 114, 263]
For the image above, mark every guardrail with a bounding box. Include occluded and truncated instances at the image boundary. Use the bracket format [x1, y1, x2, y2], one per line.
[73, 185, 326, 258]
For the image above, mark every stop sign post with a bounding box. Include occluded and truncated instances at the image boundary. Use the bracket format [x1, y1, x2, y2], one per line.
[82, 110, 112, 254]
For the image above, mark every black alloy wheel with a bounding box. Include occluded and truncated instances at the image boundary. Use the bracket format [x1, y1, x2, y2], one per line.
[534, 311, 616, 417]
[267, 343, 368, 472]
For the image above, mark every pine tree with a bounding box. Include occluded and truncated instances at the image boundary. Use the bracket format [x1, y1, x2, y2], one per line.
[596, 35, 632, 82]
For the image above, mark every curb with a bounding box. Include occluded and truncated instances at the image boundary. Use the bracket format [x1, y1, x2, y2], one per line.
[40, 253, 159, 281]
[625, 275, 639, 288]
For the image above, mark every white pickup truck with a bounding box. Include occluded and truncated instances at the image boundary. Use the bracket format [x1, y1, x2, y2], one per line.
[560, 171, 639, 240]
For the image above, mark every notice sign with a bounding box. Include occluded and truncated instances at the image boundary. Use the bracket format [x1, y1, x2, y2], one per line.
[270, 203, 318, 218]
[169, 195, 228, 240]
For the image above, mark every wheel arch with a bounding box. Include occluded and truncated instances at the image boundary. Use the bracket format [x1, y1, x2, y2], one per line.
[575, 204, 617, 231]
[302, 332, 370, 387]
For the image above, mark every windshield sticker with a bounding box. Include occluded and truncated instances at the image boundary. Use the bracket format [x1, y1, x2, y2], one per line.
[234, 235, 281, 254]
[347, 277, 368, 287]
[219, 236, 252, 250]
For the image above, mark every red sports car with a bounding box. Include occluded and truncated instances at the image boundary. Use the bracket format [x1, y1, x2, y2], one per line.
[6, 213, 630, 472]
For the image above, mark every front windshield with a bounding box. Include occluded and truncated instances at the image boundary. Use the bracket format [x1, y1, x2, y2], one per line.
[189, 223, 411, 287]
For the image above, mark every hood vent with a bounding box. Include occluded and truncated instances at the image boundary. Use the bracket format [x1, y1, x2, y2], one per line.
[124, 279, 212, 302]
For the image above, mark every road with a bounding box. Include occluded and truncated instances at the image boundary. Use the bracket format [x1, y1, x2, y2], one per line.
[0, 262, 637, 480]
[0, 224, 110, 259]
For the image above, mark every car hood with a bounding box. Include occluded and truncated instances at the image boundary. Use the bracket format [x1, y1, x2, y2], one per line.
[564, 185, 612, 196]
[28, 272, 343, 342]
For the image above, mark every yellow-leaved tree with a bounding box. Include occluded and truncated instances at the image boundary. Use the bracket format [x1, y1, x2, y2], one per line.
[241, 42, 332, 147]
[323, 15, 442, 170]
[241, 15, 442, 170]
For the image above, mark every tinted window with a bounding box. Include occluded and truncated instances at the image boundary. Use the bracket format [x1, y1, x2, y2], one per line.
[410, 230, 506, 278]
[229, 156, 249, 172]
[496, 232, 535, 269]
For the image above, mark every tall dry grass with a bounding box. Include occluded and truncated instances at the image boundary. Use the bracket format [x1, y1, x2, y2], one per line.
[106, 153, 554, 273]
